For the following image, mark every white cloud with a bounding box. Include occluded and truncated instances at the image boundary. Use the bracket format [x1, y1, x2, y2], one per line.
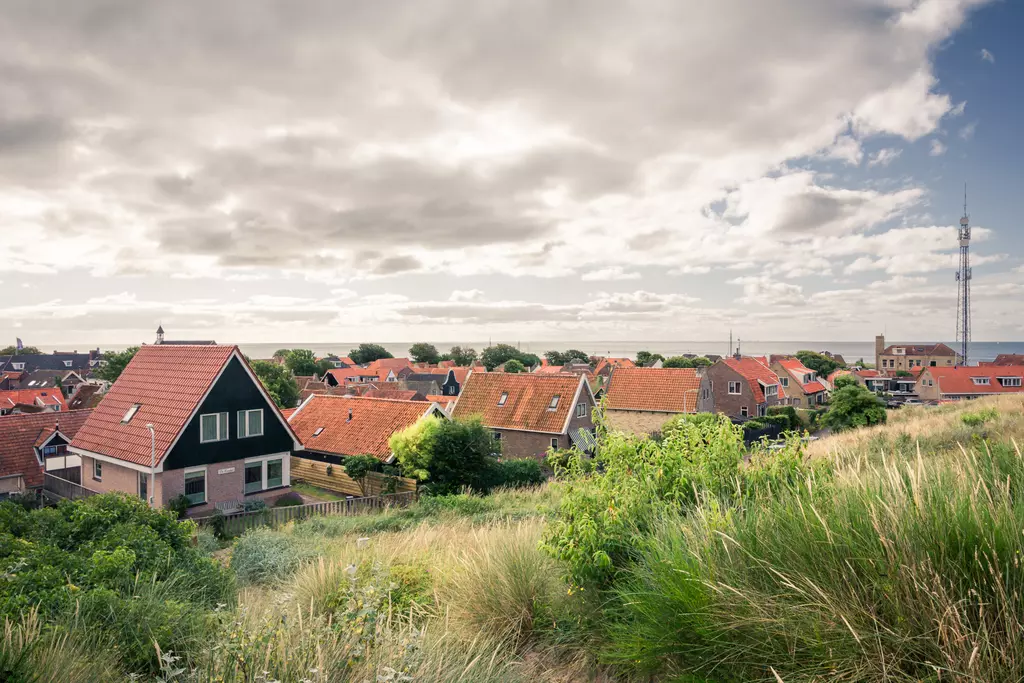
[668, 265, 712, 275]
[868, 148, 902, 167]
[929, 139, 947, 156]
[580, 267, 641, 281]
[980, 48, 995, 63]
[728, 275, 805, 306]
[959, 122, 977, 140]
[449, 289, 485, 302]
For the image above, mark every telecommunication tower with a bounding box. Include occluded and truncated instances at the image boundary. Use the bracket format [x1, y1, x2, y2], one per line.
[955, 185, 971, 365]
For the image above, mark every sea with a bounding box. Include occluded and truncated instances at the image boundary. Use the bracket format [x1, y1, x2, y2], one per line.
[64, 340, 1024, 364]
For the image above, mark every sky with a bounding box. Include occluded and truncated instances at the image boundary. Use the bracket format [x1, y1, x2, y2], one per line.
[1, 0, 1022, 347]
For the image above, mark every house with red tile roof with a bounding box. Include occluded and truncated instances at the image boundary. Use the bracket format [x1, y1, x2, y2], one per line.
[451, 372, 597, 459]
[0, 388, 66, 416]
[326, 367, 381, 387]
[594, 357, 635, 378]
[289, 395, 446, 464]
[706, 356, 783, 419]
[603, 367, 713, 435]
[980, 354, 1024, 367]
[772, 357, 827, 407]
[917, 366, 1024, 402]
[363, 388, 426, 401]
[874, 335, 957, 372]
[0, 410, 93, 496]
[69, 345, 300, 514]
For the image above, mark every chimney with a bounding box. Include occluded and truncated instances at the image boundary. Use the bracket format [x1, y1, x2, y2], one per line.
[875, 334, 885, 369]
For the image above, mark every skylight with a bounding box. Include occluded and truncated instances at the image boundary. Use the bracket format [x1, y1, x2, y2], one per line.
[121, 403, 142, 424]
[497, 392, 508, 407]
[312, 427, 325, 437]
[548, 394, 561, 411]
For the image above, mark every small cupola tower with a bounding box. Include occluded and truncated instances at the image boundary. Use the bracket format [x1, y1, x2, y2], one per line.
[155, 324, 165, 345]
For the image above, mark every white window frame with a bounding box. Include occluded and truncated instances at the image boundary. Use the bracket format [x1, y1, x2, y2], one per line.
[184, 466, 207, 506]
[575, 402, 586, 418]
[971, 377, 991, 386]
[11, 363, 24, 370]
[728, 381, 741, 395]
[199, 412, 229, 443]
[63, 360, 73, 368]
[764, 384, 778, 397]
[497, 392, 508, 407]
[243, 454, 289, 495]
[237, 408, 264, 439]
[740, 405, 748, 417]
[998, 377, 1022, 388]
[548, 394, 561, 411]
[93, 459, 102, 481]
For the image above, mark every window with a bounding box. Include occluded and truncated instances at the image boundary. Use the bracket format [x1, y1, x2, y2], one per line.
[780, 377, 789, 388]
[122, 403, 141, 424]
[200, 412, 229, 443]
[703, 387, 709, 400]
[184, 468, 206, 505]
[267, 459, 283, 488]
[497, 392, 508, 407]
[42, 444, 66, 458]
[237, 409, 264, 438]
[998, 377, 1022, 388]
[793, 398, 802, 406]
[244, 462, 263, 494]
[728, 381, 741, 395]
[764, 384, 778, 397]
[758, 404, 766, 417]
[740, 405, 748, 417]
[312, 427, 325, 437]
[548, 395, 561, 411]
[930, 361, 937, 367]
[493, 431, 502, 441]
[971, 377, 991, 386]
[63, 360, 72, 368]
[576, 402, 586, 418]
[548, 437, 558, 449]
[93, 460, 102, 480]
[138, 471, 148, 501]
[11, 363, 24, 370]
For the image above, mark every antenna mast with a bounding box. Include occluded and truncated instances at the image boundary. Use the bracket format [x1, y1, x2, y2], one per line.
[955, 184, 972, 365]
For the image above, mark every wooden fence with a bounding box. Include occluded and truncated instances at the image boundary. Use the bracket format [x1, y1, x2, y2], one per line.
[43, 473, 98, 501]
[192, 489, 419, 537]
[290, 456, 417, 497]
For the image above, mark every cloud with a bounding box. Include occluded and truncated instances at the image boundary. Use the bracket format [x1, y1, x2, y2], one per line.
[449, 289, 484, 302]
[980, 48, 995, 63]
[728, 275, 805, 306]
[580, 266, 641, 281]
[929, 139, 947, 156]
[868, 148, 902, 167]
[959, 122, 977, 140]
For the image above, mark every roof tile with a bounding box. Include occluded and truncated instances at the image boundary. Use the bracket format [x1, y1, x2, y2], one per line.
[290, 395, 435, 461]
[451, 373, 584, 434]
[605, 367, 703, 413]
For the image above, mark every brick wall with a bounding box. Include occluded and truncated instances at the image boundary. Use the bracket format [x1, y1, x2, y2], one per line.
[605, 410, 675, 435]
[83, 455, 143, 498]
[161, 454, 291, 515]
[494, 429, 564, 461]
[706, 363, 768, 418]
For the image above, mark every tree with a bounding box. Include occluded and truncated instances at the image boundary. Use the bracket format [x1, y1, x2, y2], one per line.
[832, 374, 858, 390]
[284, 349, 318, 376]
[445, 346, 478, 366]
[663, 356, 712, 369]
[95, 347, 139, 382]
[544, 349, 592, 366]
[349, 343, 393, 365]
[503, 358, 526, 373]
[314, 359, 335, 376]
[390, 416, 499, 494]
[820, 383, 886, 432]
[0, 345, 41, 355]
[409, 342, 441, 365]
[251, 360, 301, 408]
[272, 348, 291, 358]
[481, 344, 527, 371]
[796, 350, 842, 379]
[636, 351, 666, 367]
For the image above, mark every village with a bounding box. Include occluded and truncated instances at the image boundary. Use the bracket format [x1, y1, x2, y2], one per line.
[2, 325, 1022, 512]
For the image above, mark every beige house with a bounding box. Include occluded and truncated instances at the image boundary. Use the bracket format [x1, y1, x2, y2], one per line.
[874, 335, 957, 372]
[603, 367, 713, 435]
[917, 366, 1024, 402]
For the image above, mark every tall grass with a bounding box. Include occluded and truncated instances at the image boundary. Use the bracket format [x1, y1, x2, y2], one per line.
[1, 611, 123, 683]
[606, 438, 1024, 681]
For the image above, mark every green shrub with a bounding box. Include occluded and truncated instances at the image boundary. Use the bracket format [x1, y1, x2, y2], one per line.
[344, 454, 382, 480]
[390, 416, 500, 494]
[961, 407, 999, 427]
[742, 419, 767, 431]
[165, 494, 190, 519]
[486, 459, 545, 490]
[230, 528, 314, 585]
[272, 491, 305, 507]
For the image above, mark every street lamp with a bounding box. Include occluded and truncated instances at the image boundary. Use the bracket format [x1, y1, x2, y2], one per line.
[145, 424, 156, 508]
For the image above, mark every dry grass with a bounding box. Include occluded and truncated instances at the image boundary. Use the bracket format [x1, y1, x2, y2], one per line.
[806, 393, 1024, 463]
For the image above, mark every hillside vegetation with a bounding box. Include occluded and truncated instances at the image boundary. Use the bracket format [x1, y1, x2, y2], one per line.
[2, 396, 1023, 681]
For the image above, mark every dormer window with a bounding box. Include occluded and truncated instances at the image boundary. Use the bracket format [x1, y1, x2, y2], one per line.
[971, 377, 990, 385]
[998, 377, 1021, 388]
[63, 361, 72, 368]
[121, 403, 142, 424]
[497, 392, 508, 407]
[11, 363, 24, 370]
[548, 395, 561, 411]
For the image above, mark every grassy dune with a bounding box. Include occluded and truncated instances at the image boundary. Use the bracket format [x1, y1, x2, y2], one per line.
[5, 396, 1024, 681]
